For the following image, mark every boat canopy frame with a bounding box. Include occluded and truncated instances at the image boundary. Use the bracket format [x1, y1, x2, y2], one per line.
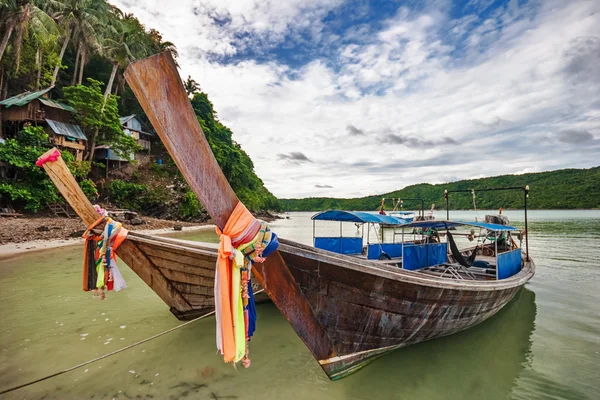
[444, 186, 530, 261]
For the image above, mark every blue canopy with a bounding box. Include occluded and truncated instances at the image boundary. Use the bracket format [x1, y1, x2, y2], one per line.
[312, 210, 406, 225]
[398, 220, 520, 232]
[390, 211, 414, 215]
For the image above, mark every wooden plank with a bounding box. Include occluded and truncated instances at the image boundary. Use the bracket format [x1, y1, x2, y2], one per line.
[117, 240, 193, 312]
[136, 243, 217, 273]
[130, 234, 218, 260]
[38, 148, 99, 225]
[160, 268, 214, 287]
[172, 282, 213, 296]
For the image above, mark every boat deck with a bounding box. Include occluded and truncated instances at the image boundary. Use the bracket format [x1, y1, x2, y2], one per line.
[350, 253, 499, 280]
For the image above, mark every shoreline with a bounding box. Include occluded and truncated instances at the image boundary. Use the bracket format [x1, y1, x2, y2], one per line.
[0, 225, 215, 261]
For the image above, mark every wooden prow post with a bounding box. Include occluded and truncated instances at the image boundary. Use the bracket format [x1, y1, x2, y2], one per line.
[38, 148, 99, 225]
[37, 148, 194, 313]
[124, 53, 237, 229]
[124, 51, 337, 362]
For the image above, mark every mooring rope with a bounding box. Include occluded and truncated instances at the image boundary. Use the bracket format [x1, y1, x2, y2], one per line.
[0, 289, 265, 395]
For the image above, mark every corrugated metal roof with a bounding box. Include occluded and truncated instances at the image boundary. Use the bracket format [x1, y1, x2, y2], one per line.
[0, 87, 53, 108]
[0, 87, 75, 112]
[119, 114, 155, 136]
[39, 98, 75, 112]
[119, 115, 136, 125]
[46, 119, 87, 141]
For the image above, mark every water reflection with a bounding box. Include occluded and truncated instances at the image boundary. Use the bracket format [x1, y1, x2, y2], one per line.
[338, 288, 537, 399]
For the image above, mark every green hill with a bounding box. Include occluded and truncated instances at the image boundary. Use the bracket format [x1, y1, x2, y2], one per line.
[281, 167, 600, 211]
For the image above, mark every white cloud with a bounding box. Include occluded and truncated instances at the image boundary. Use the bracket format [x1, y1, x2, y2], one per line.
[112, 0, 600, 198]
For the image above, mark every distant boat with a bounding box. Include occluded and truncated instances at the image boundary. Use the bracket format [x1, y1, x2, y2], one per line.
[39, 51, 535, 380]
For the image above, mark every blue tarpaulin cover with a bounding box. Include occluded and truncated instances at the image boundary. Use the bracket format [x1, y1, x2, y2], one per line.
[403, 243, 448, 270]
[398, 220, 520, 232]
[497, 249, 522, 279]
[367, 243, 405, 259]
[314, 237, 363, 255]
[312, 210, 407, 225]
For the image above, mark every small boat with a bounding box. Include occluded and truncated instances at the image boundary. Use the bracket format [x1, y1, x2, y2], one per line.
[388, 211, 415, 224]
[39, 51, 535, 380]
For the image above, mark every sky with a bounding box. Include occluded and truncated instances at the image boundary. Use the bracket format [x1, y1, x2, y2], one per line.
[112, 0, 600, 198]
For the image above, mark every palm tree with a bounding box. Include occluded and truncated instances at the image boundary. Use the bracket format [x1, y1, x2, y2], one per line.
[0, 0, 58, 71]
[46, 0, 108, 87]
[102, 11, 151, 99]
[184, 75, 201, 96]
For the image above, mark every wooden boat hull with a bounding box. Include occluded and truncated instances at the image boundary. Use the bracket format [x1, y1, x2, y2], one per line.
[279, 239, 535, 379]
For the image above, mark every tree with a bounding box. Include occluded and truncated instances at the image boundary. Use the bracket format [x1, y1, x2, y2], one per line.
[102, 11, 152, 100]
[63, 78, 139, 161]
[184, 75, 200, 96]
[0, 0, 58, 71]
[54, 0, 110, 86]
[0, 125, 60, 211]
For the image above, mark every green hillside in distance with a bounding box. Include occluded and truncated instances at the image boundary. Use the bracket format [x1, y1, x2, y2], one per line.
[281, 167, 600, 211]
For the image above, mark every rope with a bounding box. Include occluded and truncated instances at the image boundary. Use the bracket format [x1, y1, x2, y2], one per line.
[0, 289, 265, 396]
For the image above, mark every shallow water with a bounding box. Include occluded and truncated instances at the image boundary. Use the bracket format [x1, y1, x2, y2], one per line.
[0, 210, 599, 399]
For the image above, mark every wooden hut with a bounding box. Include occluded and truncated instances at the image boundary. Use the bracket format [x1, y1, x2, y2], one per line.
[120, 114, 154, 152]
[0, 87, 87, 160]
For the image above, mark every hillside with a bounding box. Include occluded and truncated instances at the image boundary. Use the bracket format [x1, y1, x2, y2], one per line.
[281, 167, 600, 211]
[0, 1, 280, 218]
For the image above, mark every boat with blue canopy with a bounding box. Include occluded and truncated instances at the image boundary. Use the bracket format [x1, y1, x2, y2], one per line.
[312, 209, 526, 281]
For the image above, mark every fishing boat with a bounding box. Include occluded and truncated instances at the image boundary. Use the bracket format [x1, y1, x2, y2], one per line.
[38, 51, 535, 380]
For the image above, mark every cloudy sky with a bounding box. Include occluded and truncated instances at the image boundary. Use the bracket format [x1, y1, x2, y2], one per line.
[112, 0, 600, 198]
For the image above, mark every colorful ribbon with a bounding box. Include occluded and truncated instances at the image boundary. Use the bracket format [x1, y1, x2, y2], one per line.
[35, 149, 61, 167]
[215, 202, 278, 366]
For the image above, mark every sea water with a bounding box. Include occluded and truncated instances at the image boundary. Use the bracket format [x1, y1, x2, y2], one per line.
[0, 210, 599, 399]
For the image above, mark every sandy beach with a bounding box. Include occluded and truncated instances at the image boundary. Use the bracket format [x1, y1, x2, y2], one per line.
[0, 217, 215, 260]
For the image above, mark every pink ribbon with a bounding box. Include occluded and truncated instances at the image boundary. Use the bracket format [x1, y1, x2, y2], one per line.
[36, 149, 61, 167]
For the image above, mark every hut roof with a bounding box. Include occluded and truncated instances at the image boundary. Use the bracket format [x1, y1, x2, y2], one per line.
[0, 87, 75, 112]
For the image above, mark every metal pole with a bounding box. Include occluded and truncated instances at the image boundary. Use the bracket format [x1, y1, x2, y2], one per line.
[495, 235, 499, 280]
[340, 221, 343, 253]
[524, 185, 529, 261]
[401, 227, 405, 269]
[312, 220, 315, 246]
[445, 190, 449, 220]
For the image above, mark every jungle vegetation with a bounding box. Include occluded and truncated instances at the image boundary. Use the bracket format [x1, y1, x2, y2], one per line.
[281, 167, 600, 211]
[0, 0, 279, 216]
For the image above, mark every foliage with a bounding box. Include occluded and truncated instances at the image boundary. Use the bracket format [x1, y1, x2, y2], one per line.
[65, 158, 91, 178]
[0, 125, 60, 211]
[63, 78, 139, 159]
[107, 179, 146, 210]
[80, 178, 98, 200]
[177, 190, 204, 220]
[281, 167, 600, 211]
[190, 92, 281, 211]
[1, 1, 279, 218]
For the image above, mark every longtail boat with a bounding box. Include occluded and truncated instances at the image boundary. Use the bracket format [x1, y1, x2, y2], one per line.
[38, 51, 535, 380]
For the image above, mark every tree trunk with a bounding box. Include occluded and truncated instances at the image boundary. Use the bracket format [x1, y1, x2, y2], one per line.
[0, 23, 14, 62]
[77, 47, 86, 85]
[104, 62, 118, 100]
[50, 27, 72, 87]
[71, 44, 81, 85]
[86, 128, 98, 162]
[35, 48, 42, 90]
[14, 25, 24, 73]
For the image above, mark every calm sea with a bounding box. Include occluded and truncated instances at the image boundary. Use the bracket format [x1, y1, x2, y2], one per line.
[0, 210, 599, 399]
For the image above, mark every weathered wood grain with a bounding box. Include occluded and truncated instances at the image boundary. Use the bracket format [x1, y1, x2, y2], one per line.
[125, 51, 338, 364]
[39, 148, 99, 225]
